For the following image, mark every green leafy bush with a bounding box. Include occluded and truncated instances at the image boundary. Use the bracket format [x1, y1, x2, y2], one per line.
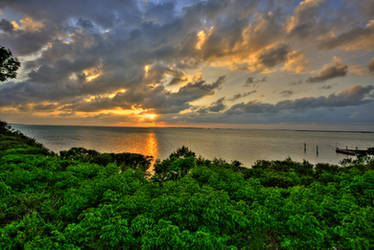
[1, 121, 373, 249]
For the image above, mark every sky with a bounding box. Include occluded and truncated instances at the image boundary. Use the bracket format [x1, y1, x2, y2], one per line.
[0, 0, 373, 130]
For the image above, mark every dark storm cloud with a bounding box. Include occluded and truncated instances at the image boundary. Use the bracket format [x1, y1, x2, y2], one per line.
[306, 63, 348, 83]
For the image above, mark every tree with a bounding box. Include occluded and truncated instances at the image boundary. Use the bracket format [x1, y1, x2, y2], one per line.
[0, 46, 20, 82]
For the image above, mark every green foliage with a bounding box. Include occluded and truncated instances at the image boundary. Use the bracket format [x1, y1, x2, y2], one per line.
[1, 121, 373, 249]
[0, 47, 21, 82]
[60, 147, 152, 171]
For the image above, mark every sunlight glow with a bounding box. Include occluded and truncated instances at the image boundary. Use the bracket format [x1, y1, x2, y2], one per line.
[145, 132, 158, 175]
[195, 26, 214, 50]
[108, 88, 127, 98]
[83, 66, 102, 82]
[138, 113, 158, 120]
[144, 64, 151, 77]
[75, 105, 158, 122]
[84, 89, 127, 102]
[10, 21, 20, 29]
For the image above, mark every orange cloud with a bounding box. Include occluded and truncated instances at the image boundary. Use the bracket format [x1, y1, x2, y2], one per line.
[195, 26, 214, 50]
[83, 66, 102, 82]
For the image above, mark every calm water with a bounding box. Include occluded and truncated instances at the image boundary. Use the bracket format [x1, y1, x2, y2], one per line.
[11, 124, 374, 167]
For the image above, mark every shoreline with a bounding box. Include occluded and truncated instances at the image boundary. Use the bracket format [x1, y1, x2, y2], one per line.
[10, 123, 374, 134]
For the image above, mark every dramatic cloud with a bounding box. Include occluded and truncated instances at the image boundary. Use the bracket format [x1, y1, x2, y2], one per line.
[286, 0, 324, 39]
[0, 0, 373, 128]
[258, 44, 291, 68]
[306, 63, 348, 83]
[318, 21, 374, 51]
[227, 85, 373, 115]
[196, 96, 227, 114]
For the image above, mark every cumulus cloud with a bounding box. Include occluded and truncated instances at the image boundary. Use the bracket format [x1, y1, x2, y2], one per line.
[208, 97, 226, 112]
[0, 0, 373, 126]
[286, 0, 325, 39]
[64, 75, 224, 115]
[227, 85, 373, 115]
[306, 63, 348, 83]
[318, 22, 374, 51]
[258, 44, 291, 68]
[197, 97, 227, 113]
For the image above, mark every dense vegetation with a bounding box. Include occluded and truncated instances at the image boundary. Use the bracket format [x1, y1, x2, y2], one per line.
[0, 121, 373, 249]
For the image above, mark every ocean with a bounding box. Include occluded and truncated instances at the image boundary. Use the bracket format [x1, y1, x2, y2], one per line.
[11, 124, 374, 167]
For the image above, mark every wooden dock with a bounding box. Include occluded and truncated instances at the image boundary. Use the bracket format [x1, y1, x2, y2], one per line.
[336, 147, 374, 156]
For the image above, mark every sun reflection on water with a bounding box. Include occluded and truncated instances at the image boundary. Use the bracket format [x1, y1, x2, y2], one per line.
[145, 132, 158, 175]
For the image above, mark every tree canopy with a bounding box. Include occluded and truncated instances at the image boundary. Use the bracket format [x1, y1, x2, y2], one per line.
[0, 122, 373, 249]
[0, 47, 20, 82]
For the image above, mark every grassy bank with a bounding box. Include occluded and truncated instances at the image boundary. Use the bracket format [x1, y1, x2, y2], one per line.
[0, 121, 373, 249]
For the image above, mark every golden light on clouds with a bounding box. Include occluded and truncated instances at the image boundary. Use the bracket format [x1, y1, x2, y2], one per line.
[283, 50, 308, 73]
[84, 89, 127, 103]
[83, 66, 102, 82]
[144, 64, 151, 77]
[108, 88, 127, 98]
[20, 16, 44, 32]
[195, 26, 214, 50]
[10, 17, 44, 32]
[138, 113, 158, 120]
[10, 20, 20, 29]
[74, 105, 158, 122]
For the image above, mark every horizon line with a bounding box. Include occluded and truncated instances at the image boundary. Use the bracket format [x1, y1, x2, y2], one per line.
[9, 122, 374, 134]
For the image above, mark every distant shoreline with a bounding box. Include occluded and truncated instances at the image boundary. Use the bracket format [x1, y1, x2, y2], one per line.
[10, 123, 374, 134]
